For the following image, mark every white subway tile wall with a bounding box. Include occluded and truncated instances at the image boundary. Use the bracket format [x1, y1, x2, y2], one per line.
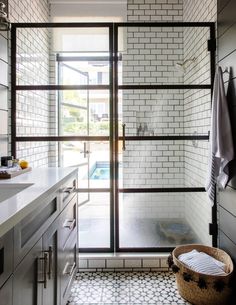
[183, 0, 217, 245]
[4, 0, 217, 247]
[8, 0, 52, 166]
[124, 259, 142, 268]
[0, 32, 8, 157]
[78, 255, 169, 272]
[122, 0, 185, 224]
[119, 0, 217, 246]
[106, 259, 124, 269]
[88, 259, 106, 269]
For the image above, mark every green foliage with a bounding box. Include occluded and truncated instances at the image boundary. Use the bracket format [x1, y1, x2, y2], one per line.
[62, 121, 109, 136]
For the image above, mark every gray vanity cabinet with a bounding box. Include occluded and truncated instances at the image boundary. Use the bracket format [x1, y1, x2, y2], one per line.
[0, 229, 13, 289]
[13, 239, 43, 305]
[0, 171, 78, 305]
[58, 192, 78, 305]
[0, 276, 13, 305]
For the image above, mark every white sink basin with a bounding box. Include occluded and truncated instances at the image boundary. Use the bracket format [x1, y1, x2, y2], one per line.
[0, 183, 33, 203]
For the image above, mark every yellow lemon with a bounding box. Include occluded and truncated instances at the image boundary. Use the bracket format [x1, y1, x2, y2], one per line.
[19, 160, 29, 169]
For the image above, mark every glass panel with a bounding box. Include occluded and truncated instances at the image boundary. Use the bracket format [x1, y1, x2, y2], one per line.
[59, 58, 110, 86]
[60, 89, 110, 136]
[79, 192, 110, 248]
[89, 141, 110, 188]
[120, 139, 207, 189]
[16, 90, 110, 137]
[16, 28, 53, 86]
[118, 26, 211, 86]
[118, 89, 211, 137]
[60, 141, 88, 167]
[60, 141, 110, 189]
[16, 141, 59, 168]
[16, 90, 58, 137]
[119, 192, 211, 248]
[119, 139, 209, 189]
[60, 104, 88, 137]
[16, 27, 110, 86]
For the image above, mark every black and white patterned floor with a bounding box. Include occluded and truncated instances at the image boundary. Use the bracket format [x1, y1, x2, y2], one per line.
[68, 271, 190, 305]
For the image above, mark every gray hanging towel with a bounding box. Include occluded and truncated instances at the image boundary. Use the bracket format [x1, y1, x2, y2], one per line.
[205, 67, 234, 204]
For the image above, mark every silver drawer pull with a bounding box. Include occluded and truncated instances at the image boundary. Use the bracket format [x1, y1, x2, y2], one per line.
[63, 219, 76, 230]
[63, 262, 76, 276]
[62, 186, 75, 194]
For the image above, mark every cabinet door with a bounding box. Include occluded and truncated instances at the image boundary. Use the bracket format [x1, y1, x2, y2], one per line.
[42, 219, 59, 305]
[0, 276, 13, 305]
[13, 239, 43, 305]
[0, 229, 13, 288]
[60, 230, 77, 305]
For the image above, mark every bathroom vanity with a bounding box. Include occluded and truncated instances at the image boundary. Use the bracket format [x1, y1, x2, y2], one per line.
[0, 167, 78, 305]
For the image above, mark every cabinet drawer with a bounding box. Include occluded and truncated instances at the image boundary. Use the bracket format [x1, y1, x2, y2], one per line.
[219, 186, 236, 216]
[61, 177, 77, 209]
[0, 229, 13, 289]
[0, 276, 13, 305]
[59, 195, 77, 249]
[59, 232, 77, 305]
[14, 193, 59, 267]
[219, 206, 236, 244]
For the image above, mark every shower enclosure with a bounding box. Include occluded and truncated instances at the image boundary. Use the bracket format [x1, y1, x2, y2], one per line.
[11, 22, 216, 252]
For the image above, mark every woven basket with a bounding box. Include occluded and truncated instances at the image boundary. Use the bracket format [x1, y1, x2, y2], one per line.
[172, 244, 234, 305]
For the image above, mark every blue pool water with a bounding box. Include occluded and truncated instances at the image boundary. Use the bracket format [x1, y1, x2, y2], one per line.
[90, 167, 110, 180]
[90, 162, 122, 180]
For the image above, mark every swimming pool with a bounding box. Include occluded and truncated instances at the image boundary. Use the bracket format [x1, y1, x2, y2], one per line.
[90, 166, 109, 180]
[90, 162, 122, 180]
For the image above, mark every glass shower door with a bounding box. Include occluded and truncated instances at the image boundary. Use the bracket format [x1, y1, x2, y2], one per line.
[57, 25, 114, 251]
[58, 63, 90, 205]
[115, 23, 213, 251]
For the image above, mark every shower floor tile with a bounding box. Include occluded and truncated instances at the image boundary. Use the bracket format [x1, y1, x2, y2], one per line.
[68, 271, 190, 305]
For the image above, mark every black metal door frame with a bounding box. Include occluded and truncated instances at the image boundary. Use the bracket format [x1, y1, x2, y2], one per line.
[113, 22, 216, 252]
[11, 22, 216, 253]
[57, 55, 91, 206]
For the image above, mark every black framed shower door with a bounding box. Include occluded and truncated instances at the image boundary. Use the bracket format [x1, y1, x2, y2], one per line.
[11, 22, 216, 253]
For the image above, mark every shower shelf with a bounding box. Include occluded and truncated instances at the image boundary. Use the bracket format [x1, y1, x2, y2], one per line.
[119, 187, 206, 193]
[119, 135, 209, 141]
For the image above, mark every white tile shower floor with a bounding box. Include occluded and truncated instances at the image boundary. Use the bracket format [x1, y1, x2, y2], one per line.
[68, 271, 191, 305]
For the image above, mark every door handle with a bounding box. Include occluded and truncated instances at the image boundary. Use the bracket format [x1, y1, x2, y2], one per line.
[80, 142, 90, 158]
[62, 186, 75, 194]
[63, 262, 76, 276]
[122, 124, 126, 151]
[38, 252, 48, 289]
[44, 246, 53, 280]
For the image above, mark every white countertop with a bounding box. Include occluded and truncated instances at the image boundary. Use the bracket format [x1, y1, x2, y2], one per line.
[0, 167, 78, 238]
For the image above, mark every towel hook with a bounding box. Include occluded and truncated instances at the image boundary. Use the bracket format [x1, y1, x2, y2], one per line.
[222, 66, 230, 74]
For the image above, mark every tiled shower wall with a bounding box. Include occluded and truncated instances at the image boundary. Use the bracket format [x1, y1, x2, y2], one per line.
[0, 0, 8, 158]
[0, 30, 8, 157]
[122, 0, 185, 220]
[8, 0, 51, 166]
[183, 0, 217, 245]
[122, 0, 217, 244]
